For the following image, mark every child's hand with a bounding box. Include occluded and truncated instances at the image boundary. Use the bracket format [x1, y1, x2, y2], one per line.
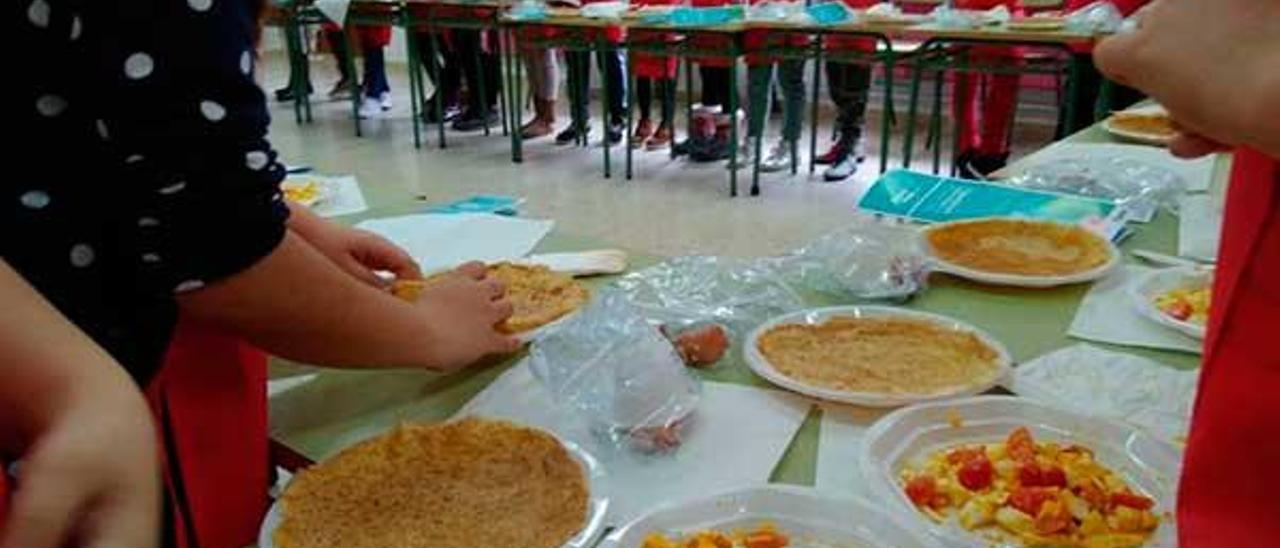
[1, 376, 159, 548]
[414, 264, 521, 370]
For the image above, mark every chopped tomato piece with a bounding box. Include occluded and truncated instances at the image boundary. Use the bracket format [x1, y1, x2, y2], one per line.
[1008, 487, 1057, 517]
[1019, 464, 1067, 488]
[1162, 300, 1193, 321]
[1006, 427, 1037, 463]
[905, 475, 943, 508]
[743, 531, 789, 548]
[946, 446, 986, 465]
[958, 456, 995, 491]
[1110, 491, 1156, 511]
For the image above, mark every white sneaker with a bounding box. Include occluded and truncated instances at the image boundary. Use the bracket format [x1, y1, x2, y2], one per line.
[823, 152, 858, 182]
[358, 97, 381, 119]
[379, 92, 393, 111]
[759, 139, 795, 173]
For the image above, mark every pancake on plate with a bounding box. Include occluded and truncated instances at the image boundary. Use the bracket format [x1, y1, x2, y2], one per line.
[393, 262, 590, 334]
[925, 219, 1113, 278]
[274, 418, 590, 548]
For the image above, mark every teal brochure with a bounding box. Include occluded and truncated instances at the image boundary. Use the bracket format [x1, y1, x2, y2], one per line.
[425, 195, 523, 215]
[858, 169, 1115, 224]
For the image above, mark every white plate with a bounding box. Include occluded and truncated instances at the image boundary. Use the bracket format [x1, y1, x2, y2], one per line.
[599, 484, 940, 548]
[1129, 266, 1211, 340]
[257, 437, 610, 548]
[744, 306, 1013, 408]
[1102, 107, 1175, 147]
[860, 396, 1181, 547]
[922, 218, 1121, 288]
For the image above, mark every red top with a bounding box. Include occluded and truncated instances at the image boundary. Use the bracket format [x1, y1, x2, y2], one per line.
[1178, 148, 1280, 545]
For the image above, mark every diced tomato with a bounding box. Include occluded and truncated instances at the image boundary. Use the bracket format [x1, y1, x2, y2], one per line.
[1162, 300, 1193, 321]
[1019, 464, 1067, 488]
[1006, 427, 1037, 463]
[946, 446, 986, 465]
[905, 475, 940, 507]
[958, 456, 995, 491]
[743, 531, 789, 548]
[1110, 491, 1156, 511]
[1008, 487, 1057, 517]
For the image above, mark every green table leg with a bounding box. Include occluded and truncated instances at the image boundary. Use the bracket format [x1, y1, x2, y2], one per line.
[930, 66, 945, 175]
[601, 40, 612, 179]
[429, 30, 448, 148]
[625, 47, 634, 181]
[809, 38, 823, 176]
[682, 56, 693, 160]
[284, 21, 305, 125]
[878, 49, 895, 174]
[404, 17, 423, 149]
[344, 28, 362, 137]
[749, 64, 767, 197]
[509, 26, 523, 163]
[728, 50, 739, 197]
[900, 52, 926, 169]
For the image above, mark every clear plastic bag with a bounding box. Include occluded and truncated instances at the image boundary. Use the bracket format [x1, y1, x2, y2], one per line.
[770, 217, 930, 301]
[1005, 156, 1187, 219]
[1066, 1, 1124, 33]
[528, 291, 701, 454]
[611, 255, 806, 339]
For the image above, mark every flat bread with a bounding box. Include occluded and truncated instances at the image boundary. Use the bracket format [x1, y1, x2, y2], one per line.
[274, 418, 589, 548]
[1107, 112, 1177, 140]
[392, 262, 590, 334]
[757, 316, 1001, 395]
[926, 219, 1112, 277]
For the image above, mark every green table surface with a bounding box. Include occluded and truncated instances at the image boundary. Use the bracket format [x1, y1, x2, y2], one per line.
[268, 118, 1224, 510]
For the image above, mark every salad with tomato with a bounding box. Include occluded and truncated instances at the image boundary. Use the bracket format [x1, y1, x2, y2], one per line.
[899, 427, 1160, 546]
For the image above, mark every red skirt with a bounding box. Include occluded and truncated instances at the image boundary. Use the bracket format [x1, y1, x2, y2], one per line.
[632, 30, 678, 79]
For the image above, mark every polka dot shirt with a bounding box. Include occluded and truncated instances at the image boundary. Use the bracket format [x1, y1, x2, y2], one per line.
[6, 0, 289, 383]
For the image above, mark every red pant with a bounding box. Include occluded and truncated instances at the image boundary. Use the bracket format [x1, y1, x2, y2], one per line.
[954, 50, 1021, 156]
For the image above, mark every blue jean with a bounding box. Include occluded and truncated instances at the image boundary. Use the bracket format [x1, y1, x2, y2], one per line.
[362, 46, 389, 98]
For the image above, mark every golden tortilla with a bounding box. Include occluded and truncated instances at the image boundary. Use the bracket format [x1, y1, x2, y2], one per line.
[926, 219, 1112, 277]
[757, 316, 1001, 395]
[274, 418, 589, 548]
[391, 262, 589, 334]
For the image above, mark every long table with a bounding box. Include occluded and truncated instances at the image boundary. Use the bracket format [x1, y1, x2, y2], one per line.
[266, 120, 1216, 537]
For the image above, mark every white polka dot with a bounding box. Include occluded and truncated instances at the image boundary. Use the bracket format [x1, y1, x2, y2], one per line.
[96, 119, 109, 140]
[141, 253, 161, 263]
[28, 0, 50, 28]
[69, 244, 95, 268]
[188, 0, 213, 12]
[175, 280, 206, 293]
[200, 100, 226, 122]
[240, 50, 253, 75]
[36, 94, 67, 117]
[125, 154, 144, 164]
[158, 181, 187, 195]
[19, 190, 50, 209]
[138, 217, 160, 227]
[69, 15, 81, 40]
[124, 52, 154, 80]
[245, 150, 269, 171]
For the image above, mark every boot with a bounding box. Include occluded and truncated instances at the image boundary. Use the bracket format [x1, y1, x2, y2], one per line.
[521, 98, 556, 140]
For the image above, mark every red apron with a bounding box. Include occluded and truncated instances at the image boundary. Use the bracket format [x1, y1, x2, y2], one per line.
[147, 321, 270, 548]
[688, 0, 737, 67]
[1178, 148, 1280, 545]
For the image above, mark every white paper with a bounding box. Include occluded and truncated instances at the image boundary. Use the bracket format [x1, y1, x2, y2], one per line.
[313, 0, 352, 24]
[356, 213, 554, 273]
[457, 363, 812, 524]
[1010, 344, 1197, 444]
[289, 175, 368, 218]
[1178, 194, 1222, 262]
[1006, 143, 1220, 193]
[1068, 265, 1203, 354]
[814, 404, 892, 498]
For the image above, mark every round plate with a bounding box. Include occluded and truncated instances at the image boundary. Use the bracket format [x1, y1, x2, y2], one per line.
[257, 437, 609, 548]
[1129, 266, 1211, 340]
[599, 484, 940, 548]
[1102, 109, 1175, 147]
[859, 396, 1181, 547]
[744, 306, 1013, 408]
[922, 218, 1121, 288]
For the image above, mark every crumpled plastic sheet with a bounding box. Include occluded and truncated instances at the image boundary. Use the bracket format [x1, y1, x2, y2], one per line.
[1066, 1, 1124, 33]
[768, 217, 931, 301]
[528, 291, 702, 453]
[1005, 156, 1188, 217]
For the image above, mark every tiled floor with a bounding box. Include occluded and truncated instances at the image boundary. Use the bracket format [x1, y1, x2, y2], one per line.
[260, 53, 1058, 258]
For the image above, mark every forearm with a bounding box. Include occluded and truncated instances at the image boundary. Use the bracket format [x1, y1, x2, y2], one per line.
[176, 231, 441, 369]
[0, 262, 141, 456]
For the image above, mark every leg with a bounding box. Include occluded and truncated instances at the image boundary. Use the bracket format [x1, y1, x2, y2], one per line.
[362, 46, 389, 99]
[636, 77, 654, 122]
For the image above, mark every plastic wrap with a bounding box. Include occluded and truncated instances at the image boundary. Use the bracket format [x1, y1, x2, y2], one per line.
[771, 218, 930, 301]
[528, 291, 701, 453]
[1066, 1, 1124, 33]
[612, 255, 806, 338]
[931, 5, 1008, 29]
[1005, 156, 1187, 219]
[509, 0, 548, 20]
